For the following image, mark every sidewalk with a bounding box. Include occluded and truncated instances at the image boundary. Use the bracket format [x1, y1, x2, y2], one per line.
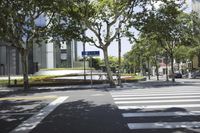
[0, 76, 23, 80]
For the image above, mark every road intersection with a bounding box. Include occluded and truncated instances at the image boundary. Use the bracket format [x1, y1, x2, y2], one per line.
[0, 79, 200, 133]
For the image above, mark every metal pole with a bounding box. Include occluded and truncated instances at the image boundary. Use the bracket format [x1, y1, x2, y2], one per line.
[83, 42, 86, 80]
[118, 31, 122, 87]
[90, 57, 93, 87]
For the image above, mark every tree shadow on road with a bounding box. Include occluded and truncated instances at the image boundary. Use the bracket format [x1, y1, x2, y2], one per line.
[31, 100, 130, 133]
[123, 107, 200, 133]
[0, 99, 47, 133]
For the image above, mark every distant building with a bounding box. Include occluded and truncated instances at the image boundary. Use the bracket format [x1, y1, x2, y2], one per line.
[192, 0, 200, 70]
[0, 40, 80, 76]
[32, 39, 79, 70]
[0, 42, 21, 75]
[0, 13, 83, 76]
[192, 0, 200, 16]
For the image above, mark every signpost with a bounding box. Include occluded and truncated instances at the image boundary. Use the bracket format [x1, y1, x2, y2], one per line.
[82, 51, 100, 88]
[82, 51, 100, 57]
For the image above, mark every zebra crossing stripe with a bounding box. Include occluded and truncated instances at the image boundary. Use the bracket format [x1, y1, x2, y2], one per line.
[115, 99, 200, 104]
[122, 111, 200, 117]
[118, 104, 200, 110]
[127, 122, 200, 129]
[111, 90, 200, 94]
[111, 92, 200, 97]
[114, 95, 200, 100]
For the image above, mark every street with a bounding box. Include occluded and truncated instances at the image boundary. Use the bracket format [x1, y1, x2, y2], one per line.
[0, 79, 200, 133]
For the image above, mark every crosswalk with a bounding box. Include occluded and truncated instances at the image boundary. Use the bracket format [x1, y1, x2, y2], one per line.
[110, 87, 200, 132]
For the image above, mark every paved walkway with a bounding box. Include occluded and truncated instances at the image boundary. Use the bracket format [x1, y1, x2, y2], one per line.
[34, 70, 104, 76]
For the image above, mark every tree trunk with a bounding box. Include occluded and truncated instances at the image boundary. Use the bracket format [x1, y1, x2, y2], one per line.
[171, 54, 175, 82]
[21, 49, 29, 90]
[154, 57, 159, 81]
[118, 32, 122, 86]
[133, 65, 136, 74]
[166, 54, 169, 82]
[147, 58, 151, 80]
[178, 62, 180, 71]
[140, 56, 143, 76]
[103, 48, 116, 87]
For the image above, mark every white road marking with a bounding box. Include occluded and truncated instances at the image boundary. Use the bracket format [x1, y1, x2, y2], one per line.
[127, 122, 200, 130]
[114, 95, 200, 100]
[118, 104, 200, 110]
[122, 111, 200, 117]
[111, 90, 200, 94]
[91, 94, 104, 96]
[0, 112, 36, 116]
[111, 92, 200, 97]
[111, 88, 200, 92]
[10, 96, 68, 133]
[115, 99, 200, 104]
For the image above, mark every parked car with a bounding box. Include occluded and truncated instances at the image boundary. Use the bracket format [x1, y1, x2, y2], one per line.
[169, 73, 182, 78]
[174, 73, 182, 78]
[191, 70, 200, 79]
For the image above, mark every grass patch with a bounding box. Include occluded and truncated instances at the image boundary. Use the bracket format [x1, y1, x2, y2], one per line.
[0, 75, 58, 86]
[121, 75, 146, 82]
[40, 67, 95, 71]
[0, 73, 146, 87]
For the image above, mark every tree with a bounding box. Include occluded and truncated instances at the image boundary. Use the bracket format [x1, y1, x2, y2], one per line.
[53, 0, 150, 87]
[174, 46, 190, 71]
[187, 12, 200, 70]
[133, 0, 192, 82]
[0, 0, 54, 90]
[125, 33, 163, 80]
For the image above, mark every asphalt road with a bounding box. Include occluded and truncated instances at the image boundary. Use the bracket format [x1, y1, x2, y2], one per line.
[0, 79, 200, 133]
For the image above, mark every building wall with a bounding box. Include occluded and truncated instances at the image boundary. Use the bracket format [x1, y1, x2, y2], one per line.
[33, 41, 47, 69]
[0, 43, 22, 76]
[33, 39, 80, 70]
[1, 14, 81, 75]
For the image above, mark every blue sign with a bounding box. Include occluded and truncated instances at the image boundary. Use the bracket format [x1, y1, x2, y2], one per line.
[82, 51, 100, 57]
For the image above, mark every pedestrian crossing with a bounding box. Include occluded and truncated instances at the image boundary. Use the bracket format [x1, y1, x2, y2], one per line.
[110, 87, 200, 132]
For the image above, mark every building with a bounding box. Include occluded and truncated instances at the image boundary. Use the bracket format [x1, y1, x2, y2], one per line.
[0, 40, 80, 76]
[0, 42, 21, 75]
[32, 39, 79, 70]
[192, 0, 200, 17]
[0, 13, 83, 76]
[192, 0, 200, 70]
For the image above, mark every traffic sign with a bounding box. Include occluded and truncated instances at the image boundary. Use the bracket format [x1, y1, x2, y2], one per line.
[82, 51, 100, 57]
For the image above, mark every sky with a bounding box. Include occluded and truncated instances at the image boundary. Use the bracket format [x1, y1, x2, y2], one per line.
[77, 0, 192, 59]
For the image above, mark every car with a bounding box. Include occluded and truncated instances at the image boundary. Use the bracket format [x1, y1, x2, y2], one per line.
[174, 73, 182, 78]
[191, 70, 200, 79]
[169, 73, 182, 78]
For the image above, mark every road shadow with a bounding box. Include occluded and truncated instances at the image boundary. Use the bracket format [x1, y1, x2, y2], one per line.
[122, 107, 200, 133]
[0, 99, 47, 133]
[31, 100, 130, 133]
